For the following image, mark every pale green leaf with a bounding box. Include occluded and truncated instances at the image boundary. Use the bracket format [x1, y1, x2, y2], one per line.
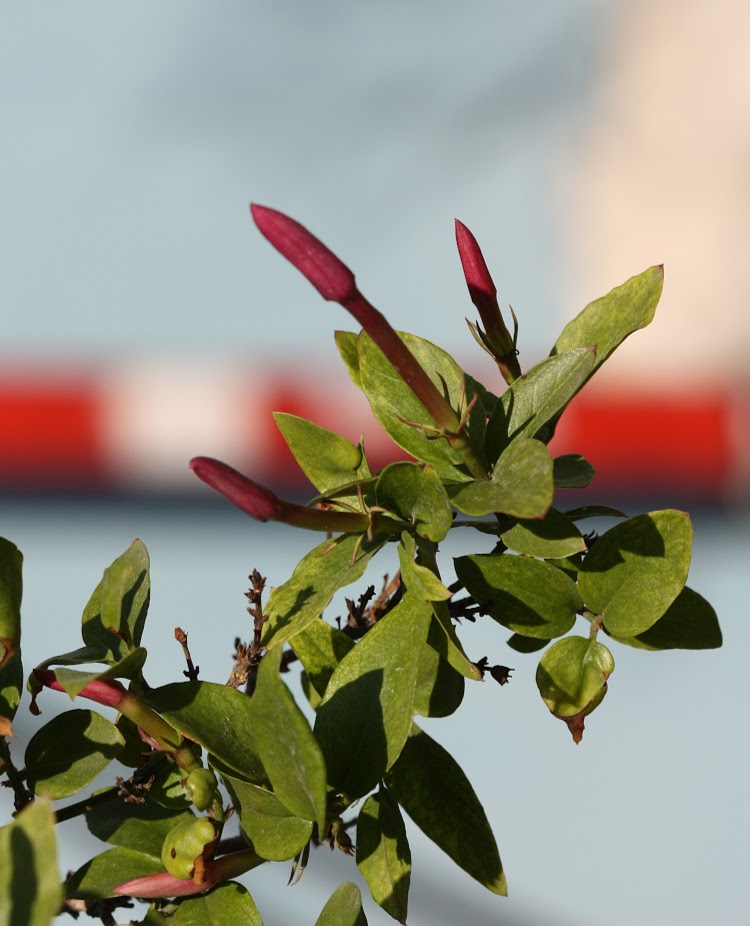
[398, 533, 452, 602]
[289, 618, 354, 699]
[500, 508, 586, 558]
[357, 787, 411, 923]
[376, 462, 453, 542]
[174, 882, 264, 926]
[65, 846, 164, 899]
[607, 586, 722, 651]
[536, 635, 614, 718]
[314, 882, 368, 926]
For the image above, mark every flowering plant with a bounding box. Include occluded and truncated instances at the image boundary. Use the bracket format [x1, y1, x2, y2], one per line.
[0, 208, 721, 925]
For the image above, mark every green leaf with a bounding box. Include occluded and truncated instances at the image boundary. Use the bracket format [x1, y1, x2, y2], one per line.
[428, 598, 483, 680]
[0, 798, 62, 926]
[398, 533, 452, 602]
[82, 539, 150, 662]
[143, 682, 267, 784]
[607, 586, 722, 651]
[65, 846, 164, 899]
[500, 508, 586, 558]
[274, 413, 370, 495]
[375, 462, 453, 542]
[0, 538, 23, 729]
[545, 554, 583, 582]
[449, 438, 553, 519]
[215, 760, 313, 862]
[506, 634, 549, 654]
[261, 534, 383, 649]
[358, 330, 485, 480]
[552, 266, 664, 378]
[289, 618, 354, 699]
[248, 648, 328, 833]
[148, 761, 194, 810]
[553, 454, 596, 489]
[485, 347, 596, 461]
[25, 709, 124, 799]
[357, 787, 411, 923]
[314, 882, 368, 926]
[49, 647, 148, 699]
[455, 554, 582, 639]
[386, 726, 506, 896]
[536, 635, 615, 718]
[564, 505, 628, 522]
[85, 795, 194, 857]
[335, 330, 363, 390]
[174, 882, 264, 926]
[314, 594, 432, 798]
[413, 624, 465, 717]
[577, 510, 693, 636]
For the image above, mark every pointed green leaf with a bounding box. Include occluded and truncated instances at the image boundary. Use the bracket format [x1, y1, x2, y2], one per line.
[398, 534, 452, 602]
[536, 635, 614, 718]
[485, 347, 596, 461]
[552, 266, 664, 377]
[506, 634, 549, 654]
[248, 648, 328, 833]
[174, 882, 264, 926]
[455, 553, 582, 639]
[577, 510, 693, 636]
[359, 330, 485, 480]
[449, 438, 553, 519]
[357, 787, 411, 923]
[607, 586, 722, 651]
[376, 462, 453, 542]
[49, 647, 148, 699]
[144, 682, 266, 784]
[274, 413, 370, 495]
[82, 539, 150, 662]
[25, 709, 124, 799]
[0, 538, 23, 729]
[500, 508, 586, 558]
[386, 726, 506, 896]
[428, 599, 483, 680]
[289, 618, 354, 699]
[261, 534, 383, 649]
[314, 882, 368, 926]
[86, 796, 194, 857]
[314, 594, 432, 797]
[0, 798, 62, 926]
[66, 846, 164, 899]
[564, 505, 628, 522]
[215, 760, 313, 862]
[335, 330, 363, 390]
[413, 624, 465, 717]
[553, 454, 596, 489]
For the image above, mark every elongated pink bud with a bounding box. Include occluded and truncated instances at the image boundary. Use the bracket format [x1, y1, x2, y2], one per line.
[115, 848, 263, 897]
[251, 204, 357, 302]
[32, 668, 127, 708]
[190, 457, 371, 533]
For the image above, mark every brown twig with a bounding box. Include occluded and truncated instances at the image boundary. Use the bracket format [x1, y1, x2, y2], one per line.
[174, 627, 200, 681]
[227, 570, 268, 694]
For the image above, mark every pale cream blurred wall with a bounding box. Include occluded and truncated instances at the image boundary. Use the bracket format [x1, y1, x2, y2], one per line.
[561, 0, 750, 387]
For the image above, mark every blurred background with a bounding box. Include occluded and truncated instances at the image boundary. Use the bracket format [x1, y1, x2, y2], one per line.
[1, 1, 748, 923]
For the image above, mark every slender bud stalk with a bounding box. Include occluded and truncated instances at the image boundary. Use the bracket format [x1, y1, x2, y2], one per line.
[455, 219, 521, 384]
[250, 205, 490, 480]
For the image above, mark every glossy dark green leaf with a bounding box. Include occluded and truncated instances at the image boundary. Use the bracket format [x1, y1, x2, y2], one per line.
[65, 846, 164, 899]
[506, 634, 549, 654]
[577, 510, 693, 636]
[376, 462, 453, 542]
[314, 594, 432, 797]
[455, 553, 582, 639]
[358, 330, 484, 480]
[357, 787, 411, 923]
[174, 882, 264, 926]
[536, 636, 615, 718]
[0, 798, 62, 926]
[386, 726, 506, 896]
[49, 647, 148, 699]
[553, 454, 596, 489]
[413, 624, 465, 717]
[215, 760, 313, 862]
[0, 538, 23, 729]
[86, 796, 193, 857]
[607, 586, 722, 651]
[552, 266, 664, 376]
[335, 330, 363, 390]
[261, 533, 383, 649]
[248, 648, 328, 832]
[144, 682, 266, 785]
[82, 539, 150, 662]
[398, 533, 452, 602]
[500, 508, 586, 558]
[564, 505, 628, 522]
[289, 618, 354, 699]
[449, 438, 553, 519]
[25, 709, 124, 799]
[314, 882, 368, 926]
[485, 347, 596, 461]
[274, 413, 370, 495]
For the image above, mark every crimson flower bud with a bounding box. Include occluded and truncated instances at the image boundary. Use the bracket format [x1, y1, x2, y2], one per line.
[32, 668, 127, 708]
[114, 848, 263, 898]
